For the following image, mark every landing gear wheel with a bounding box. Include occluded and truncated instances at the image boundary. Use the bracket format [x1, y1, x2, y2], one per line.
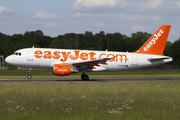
[84, 75, 89, 80]
[27, 75, 32, 79]
[81, 74, 89, 81]
[27, 68, 32, 79]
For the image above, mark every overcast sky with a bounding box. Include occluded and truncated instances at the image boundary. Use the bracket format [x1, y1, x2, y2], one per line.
[1, 0, 180, 42]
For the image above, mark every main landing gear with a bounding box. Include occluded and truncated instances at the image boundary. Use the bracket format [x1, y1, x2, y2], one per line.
[81, 73, 89, 81]
[27, 68, 32, 79]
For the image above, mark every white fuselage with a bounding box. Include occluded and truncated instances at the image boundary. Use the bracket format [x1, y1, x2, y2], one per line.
[5, 48, 172, 72]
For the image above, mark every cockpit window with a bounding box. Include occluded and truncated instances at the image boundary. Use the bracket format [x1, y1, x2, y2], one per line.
[13, 52, 21, 56]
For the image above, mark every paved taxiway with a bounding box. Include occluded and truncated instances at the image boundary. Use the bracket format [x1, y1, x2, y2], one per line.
[0, 77, 180, 83]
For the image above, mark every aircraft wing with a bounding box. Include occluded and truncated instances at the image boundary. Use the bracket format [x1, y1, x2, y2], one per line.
[71, 58, 111, 71]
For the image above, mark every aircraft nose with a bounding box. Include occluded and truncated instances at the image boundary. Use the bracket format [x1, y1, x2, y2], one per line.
[5, 56, 12, 64]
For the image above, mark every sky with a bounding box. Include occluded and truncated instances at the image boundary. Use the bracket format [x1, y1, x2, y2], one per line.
[1, 0, 180, 42]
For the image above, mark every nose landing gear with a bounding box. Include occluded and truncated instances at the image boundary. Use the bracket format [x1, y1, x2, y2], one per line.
[27, 68, 32, 79]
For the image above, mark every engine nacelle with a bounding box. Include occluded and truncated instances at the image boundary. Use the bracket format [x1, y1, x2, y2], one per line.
[53, 64, 79, 76]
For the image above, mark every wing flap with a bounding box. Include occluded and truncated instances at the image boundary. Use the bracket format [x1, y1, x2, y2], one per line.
[71, 58, 111, 71]
[71, 58, 111, 65]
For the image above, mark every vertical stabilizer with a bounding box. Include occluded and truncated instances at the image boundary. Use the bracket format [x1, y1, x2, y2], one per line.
[133, 25, 171, 55]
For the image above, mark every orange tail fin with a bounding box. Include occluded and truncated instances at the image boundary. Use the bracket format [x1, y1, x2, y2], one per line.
[133, 25, 171, 55]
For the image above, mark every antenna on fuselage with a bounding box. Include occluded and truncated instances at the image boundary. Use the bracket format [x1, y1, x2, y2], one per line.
[32, 46, 34, 48]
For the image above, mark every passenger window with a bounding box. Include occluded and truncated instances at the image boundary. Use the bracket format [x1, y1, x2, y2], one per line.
[19, 53, 21, 56]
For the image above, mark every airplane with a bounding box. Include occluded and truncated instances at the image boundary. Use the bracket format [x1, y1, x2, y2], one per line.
[5, 25, 172, 80]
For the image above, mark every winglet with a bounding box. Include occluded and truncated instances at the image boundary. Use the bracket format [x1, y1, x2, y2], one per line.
[133, 25, 171, 55]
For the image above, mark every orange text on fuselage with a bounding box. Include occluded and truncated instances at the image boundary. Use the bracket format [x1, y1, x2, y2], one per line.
[34, 50, 127, 63]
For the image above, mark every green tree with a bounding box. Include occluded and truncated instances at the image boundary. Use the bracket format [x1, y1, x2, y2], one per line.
[50, 33, 78, 49]
[0, 33, 12, 57]
[106, 33, 128, 51]
[164, 41, 173, 56]
[170, 38, 180, 66]
[94, 31, 106, 50]
[23, 30, 44, 47]
[79, 31, 94, 49]
[130, 32, 152, 51]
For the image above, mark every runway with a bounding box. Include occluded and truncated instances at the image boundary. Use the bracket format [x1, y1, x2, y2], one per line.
[0, 77, 180, 83]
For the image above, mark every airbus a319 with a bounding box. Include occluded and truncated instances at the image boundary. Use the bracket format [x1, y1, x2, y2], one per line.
[5, 25, 173, 80]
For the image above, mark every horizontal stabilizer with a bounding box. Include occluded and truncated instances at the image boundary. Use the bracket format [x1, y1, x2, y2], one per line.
[148, 56, 173, 63]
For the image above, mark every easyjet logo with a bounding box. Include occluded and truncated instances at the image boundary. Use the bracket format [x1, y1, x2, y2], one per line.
[34, 50, 127, 63]
[58, 70, 67, 72]
[144, 29, 164, 51]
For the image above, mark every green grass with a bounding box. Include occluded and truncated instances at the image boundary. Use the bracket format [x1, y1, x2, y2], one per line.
[1, 68, 180, 79]
[0, 81, 180, 120]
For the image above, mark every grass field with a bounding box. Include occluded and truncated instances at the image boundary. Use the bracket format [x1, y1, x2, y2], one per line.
[0, 81, 180, 120]
[0, 68, 180, 119]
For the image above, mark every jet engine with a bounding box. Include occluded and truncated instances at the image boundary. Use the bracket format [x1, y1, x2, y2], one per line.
[53, 64, 79, 76]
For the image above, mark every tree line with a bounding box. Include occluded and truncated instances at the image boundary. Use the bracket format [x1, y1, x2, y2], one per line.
[0, 30, 180, 67]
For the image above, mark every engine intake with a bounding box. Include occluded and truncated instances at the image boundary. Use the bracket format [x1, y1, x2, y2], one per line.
[53, 64, 79, 76]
